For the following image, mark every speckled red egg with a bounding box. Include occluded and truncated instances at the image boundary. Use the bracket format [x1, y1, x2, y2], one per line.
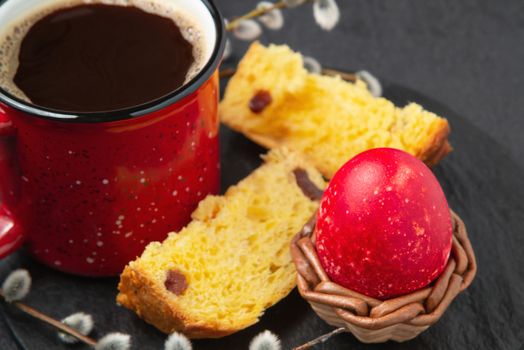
[315, 148, 453, 299]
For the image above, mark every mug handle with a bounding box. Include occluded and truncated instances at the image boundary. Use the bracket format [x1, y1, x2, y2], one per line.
[0, 106, 24, 258]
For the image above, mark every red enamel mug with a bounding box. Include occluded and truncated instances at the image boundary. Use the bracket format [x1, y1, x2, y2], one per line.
[0, 0, 225, 276]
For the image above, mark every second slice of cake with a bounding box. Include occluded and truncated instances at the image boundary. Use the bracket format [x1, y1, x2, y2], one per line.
[220, 42, 452, 178]
[117, 148, 325, 338]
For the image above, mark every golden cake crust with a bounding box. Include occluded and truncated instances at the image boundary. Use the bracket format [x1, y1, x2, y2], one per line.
[419, 122, 452, 167]
[236, 119, 452, 172]
[118, 267, 237, 338]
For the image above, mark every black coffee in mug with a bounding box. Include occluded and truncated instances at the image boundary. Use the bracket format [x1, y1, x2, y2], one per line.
[0, 2, 207, 112]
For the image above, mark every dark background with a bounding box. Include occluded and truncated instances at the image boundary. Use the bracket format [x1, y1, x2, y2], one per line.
[1, 1, 524, 349]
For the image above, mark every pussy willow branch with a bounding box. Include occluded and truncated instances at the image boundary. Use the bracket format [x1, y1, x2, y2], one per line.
[219, 67, 237, 79]
[219, 67, 356, 82]
[226, 0, 315, 31]
[321, 67, 357, 82]
[293, 327, 346, 350]
[0, 290, 97, 347]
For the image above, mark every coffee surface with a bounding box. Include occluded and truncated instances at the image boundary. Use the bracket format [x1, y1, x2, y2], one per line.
[12, 4, 196, 112]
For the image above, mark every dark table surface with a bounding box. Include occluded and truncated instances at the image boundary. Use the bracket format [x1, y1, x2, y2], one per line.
[1, 1, 524, 349]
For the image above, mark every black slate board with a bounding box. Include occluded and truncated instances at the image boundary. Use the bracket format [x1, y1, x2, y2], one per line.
[1, 82, 524, 350]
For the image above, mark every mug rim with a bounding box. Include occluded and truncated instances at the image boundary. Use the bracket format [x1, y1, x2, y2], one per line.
[0, 0, 225, 123]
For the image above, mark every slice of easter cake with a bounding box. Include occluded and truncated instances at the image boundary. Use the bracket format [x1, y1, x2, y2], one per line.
[117, 148, 325, 338]
[219, 42, 452, 178]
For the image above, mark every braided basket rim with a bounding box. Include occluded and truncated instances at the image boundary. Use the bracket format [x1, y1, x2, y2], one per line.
[291, 210, 477, 337]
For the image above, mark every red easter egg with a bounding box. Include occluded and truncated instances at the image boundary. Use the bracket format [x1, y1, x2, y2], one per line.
[315, 148, 453, 299]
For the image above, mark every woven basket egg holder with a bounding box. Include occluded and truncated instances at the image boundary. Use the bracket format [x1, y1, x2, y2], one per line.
[291, 210, 477, 343]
